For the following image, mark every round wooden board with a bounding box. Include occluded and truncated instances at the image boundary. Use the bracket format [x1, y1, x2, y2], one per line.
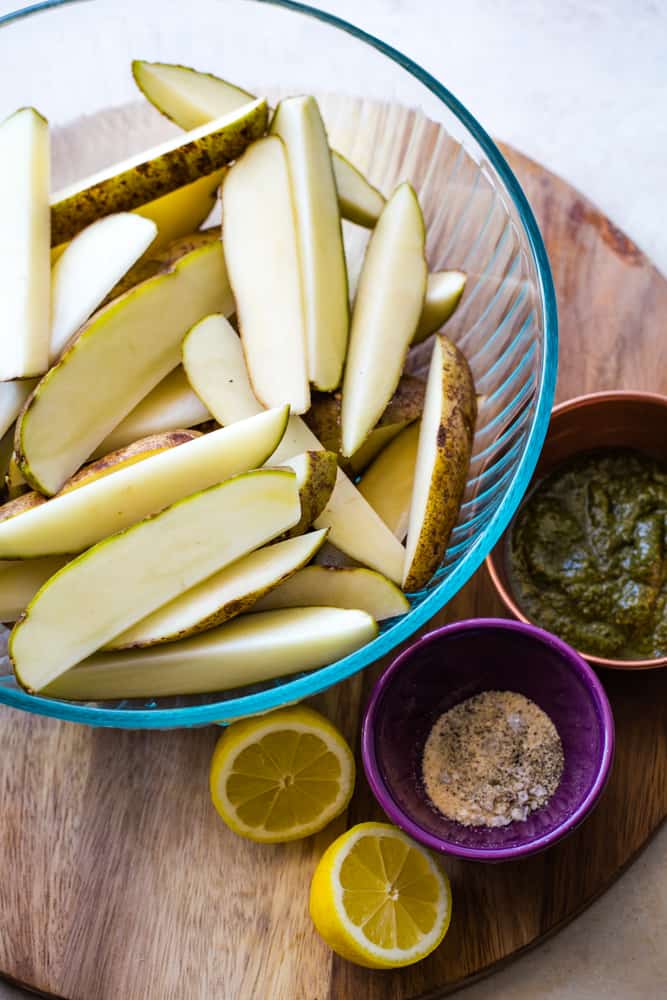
[1, 144, 666, 1000]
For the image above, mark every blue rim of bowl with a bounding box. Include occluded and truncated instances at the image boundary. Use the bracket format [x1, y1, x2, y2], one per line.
[361, 618, 615, 862]
[0, 0, 558, 728]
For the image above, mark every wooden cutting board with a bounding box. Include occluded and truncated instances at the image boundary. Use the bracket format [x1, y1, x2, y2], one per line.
[0, 140, 666, 1000]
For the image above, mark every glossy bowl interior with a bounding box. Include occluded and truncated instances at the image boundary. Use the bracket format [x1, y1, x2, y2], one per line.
[361, 619, 614, 862]
[0, 0, 557, 727]
[487, 391, 667, 670]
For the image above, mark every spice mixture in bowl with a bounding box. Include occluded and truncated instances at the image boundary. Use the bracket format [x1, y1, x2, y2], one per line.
[361, 618, 614, 862]
[421, 690, 564, 828]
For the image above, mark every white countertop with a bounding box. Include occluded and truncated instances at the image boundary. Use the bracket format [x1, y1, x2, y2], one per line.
[0, 1, 664, 998]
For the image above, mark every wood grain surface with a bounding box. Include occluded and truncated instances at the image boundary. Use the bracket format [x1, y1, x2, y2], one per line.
[0, 125, 666, 999]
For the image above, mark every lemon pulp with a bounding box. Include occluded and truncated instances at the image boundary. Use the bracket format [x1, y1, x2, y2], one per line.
[210, 705, 355, 842]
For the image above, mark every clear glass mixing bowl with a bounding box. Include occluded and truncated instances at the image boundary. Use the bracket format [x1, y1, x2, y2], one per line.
[0, 0, 557, 727]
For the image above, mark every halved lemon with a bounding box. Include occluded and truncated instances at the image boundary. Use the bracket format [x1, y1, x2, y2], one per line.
[310, 822, 452, 968]
[209, 705, 355, 843]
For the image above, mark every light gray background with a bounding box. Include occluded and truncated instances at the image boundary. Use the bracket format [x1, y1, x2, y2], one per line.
[0, 1, 665, 997]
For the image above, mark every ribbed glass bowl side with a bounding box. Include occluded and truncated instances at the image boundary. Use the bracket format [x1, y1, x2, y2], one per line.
[0, 0, 557, 727]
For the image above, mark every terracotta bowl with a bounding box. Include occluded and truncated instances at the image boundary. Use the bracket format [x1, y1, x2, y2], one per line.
[486, 390, 667, 670]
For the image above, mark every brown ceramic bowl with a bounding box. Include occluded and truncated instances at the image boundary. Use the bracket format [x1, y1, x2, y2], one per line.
[486, 390, 667, 670]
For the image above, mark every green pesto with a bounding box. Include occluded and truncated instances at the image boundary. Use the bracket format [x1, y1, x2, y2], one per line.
[508, 449, 667, 660]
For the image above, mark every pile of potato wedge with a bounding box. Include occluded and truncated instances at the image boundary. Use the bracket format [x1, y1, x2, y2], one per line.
[0, 61, 476, 703]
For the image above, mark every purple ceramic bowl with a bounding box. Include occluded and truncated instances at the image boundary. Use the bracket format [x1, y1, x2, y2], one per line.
[361, 619, 614, 862]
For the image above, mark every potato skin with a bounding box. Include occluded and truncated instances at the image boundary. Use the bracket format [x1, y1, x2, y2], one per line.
[51, 99, 267, 243]
[305, 374, 425, 474]
[286, 450, 338, 538]
[403, 336, 476, 592]
[0, 429, 199, 523]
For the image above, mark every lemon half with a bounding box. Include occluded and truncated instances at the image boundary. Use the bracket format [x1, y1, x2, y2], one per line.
[310, 822, 452, 968]
[209, 705, 355, 843]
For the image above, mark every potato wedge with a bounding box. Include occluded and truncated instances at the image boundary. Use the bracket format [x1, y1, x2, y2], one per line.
[252, 565, 409, 620]
[0, 108, 50, 380]
[133, 170, 225, 255]
[43, 607, 377, 702]
[5, 452, 28, 500]
[304, 374, 425, 474]
[107, 529, 328, 649]
[403, 335, 476, 591]
[132, 60, 384, 227]
[11, 468, 300, 692]
[16, 239, 233, 495]
[413, 270, 467, 344]
[221, 137, 310, 414]
[0, 429, 14, 490]
[182, 315, 406, 582]
[0, 429, 198, 524]
[271, 96, 349, 390]
[94, 367, 210, 457]
[51, 100, 267, 243]
[279, 450, 338, 537]
[102, 227, 221, 305]
[0, 381, 37, 440]
[0, 408, 288, 557]
[182, 313, 264, 423]
[49, 171, 225, 263]
[50, 214, 158, 361]
[359, 423, 420, 540]
[341, 183, 427, 457]
[0, 557, 70, 622]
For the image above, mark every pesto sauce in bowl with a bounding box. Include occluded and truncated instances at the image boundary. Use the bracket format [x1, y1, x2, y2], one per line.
[508, 449, 667, 660]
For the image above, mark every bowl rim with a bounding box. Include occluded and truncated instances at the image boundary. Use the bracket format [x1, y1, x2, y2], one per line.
[486, 389, 667, 671]
[0, 0, 558, 728]
[361, 617, 615, 862]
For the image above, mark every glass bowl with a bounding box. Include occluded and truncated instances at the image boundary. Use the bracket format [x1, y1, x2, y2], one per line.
[0, 0, 557, 728]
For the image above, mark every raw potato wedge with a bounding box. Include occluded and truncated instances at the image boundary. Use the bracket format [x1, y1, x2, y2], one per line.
[182, 315, 406, 582]
[182, 314, 263, 423]
[253, 565, 409, 620]
[221, 137, 310, 414]
[50, 213, 158, 361]
[305, 374, 425, 474]
[93, 367, 210, 457]
[43, 607, 377, 702]
[61, 429, 198, 493]
[107, 529, 328, 649]
[403, 335, 476, 591]
[51, 100, 267, 244]
[332, 153, 385, 227]
[0, 408, 288, 557]
[359, 422, 421, 539]
[0, 557, 70, 622]
[133, 169, 225, 255]
[0, 381, 37, 439]
[0, 429, 198, 524]
[0, 429, 14, 488]
[279, 451, 338, 537]
[16, 240, 233, 495]
[341, 183, 427, 457]
[413, 270, 467, 344]
[5, 452, 28, 499]
[10, 468, 300, 692]
[132, 60, 383, 227]
[0, 108, 50, 380]
[103, 227, 221, 305]
[271, 96, 349, 390]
